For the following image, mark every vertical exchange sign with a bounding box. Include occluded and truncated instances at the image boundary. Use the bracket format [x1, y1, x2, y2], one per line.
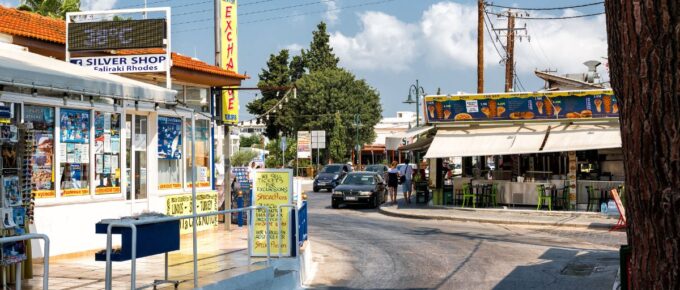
[220, 0, 239, 124]
[250, 169, 293, 257]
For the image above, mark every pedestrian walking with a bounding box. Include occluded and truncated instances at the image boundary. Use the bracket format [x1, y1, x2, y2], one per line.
[387, 161, 400, 204]
[400, 159, 414, 204]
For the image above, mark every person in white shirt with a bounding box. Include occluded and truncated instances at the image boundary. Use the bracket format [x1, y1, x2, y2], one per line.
[400, 159, 414, 204]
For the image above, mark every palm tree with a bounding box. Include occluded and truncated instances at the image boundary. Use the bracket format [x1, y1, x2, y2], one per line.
[17, 0, 80, 19]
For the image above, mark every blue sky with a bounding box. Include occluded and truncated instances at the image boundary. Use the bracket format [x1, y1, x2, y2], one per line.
[2, 0, 608, 121]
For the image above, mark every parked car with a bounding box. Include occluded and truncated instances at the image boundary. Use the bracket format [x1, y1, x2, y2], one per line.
[331, 172, 387, 209]
[313, 163, 352, 192]
[365, 164, 388, 175]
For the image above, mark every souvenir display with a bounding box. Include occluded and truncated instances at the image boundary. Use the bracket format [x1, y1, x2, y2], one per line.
[0, 119, 30, 266]
[158, 116, 182, 159]
[59, 109, 90, 196]
[95, 112, 121, 194]
[24, 105, 56, 199]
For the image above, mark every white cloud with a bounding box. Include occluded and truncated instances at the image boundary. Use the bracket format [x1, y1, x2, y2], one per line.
[513, 10, 608, 75]
[283, 43, 304, 55]
[323, 0, 339, 25]
[330, 11, 418, 71]
[81, 0, 117, 11]
[328, 1, 608, 76]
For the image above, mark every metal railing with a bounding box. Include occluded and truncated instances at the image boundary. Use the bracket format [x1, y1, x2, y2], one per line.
[0, 233, 50, 290]
[103, 206, 271, 290]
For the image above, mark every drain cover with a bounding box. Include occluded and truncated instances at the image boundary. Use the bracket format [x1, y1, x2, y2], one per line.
[561, 263, 595, 276]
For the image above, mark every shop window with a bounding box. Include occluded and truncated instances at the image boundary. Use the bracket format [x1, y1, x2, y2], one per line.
[59, 109, 90, 196]
[158, 116, 182, 190]
[185, 119, 211, 188]
[185, 87, 209, 112]
[94, 112, 121, 195]
[23, 105, 55, 199]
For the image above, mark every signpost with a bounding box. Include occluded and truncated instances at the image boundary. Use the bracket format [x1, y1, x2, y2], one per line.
[69, 54, 168, 73]
[250, 169, 293, 257]
[424, 89, 618, 123]
[65, 8, 172, 89]
[311, 130, 326, 168]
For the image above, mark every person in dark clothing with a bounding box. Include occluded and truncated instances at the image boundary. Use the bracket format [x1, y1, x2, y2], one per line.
[387, 161, 400, 204]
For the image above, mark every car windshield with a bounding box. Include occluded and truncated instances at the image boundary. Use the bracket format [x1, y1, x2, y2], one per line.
[341, 174, 375, 185]
[321, 165, 343, 173]
[365, 165, 383, 172]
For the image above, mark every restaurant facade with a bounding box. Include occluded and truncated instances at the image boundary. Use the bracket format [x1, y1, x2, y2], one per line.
[0, 6, 246, 258]
[413, 89, 624, 210]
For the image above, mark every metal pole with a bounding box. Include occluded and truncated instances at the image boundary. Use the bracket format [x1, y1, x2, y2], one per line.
[15, 262, 20, 290]
[415, 79, 420, 127]
[191, 113, 199, 288]
[477, 0, 485, 94]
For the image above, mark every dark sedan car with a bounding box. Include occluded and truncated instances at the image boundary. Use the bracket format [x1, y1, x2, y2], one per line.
[314, 164, 351, 192]
[365, 164, 388, 175]
[331, 172, 387, 209]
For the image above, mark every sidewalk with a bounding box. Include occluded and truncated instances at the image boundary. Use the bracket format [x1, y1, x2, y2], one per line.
[21, 226, 266, 290]
[379, 199, 621, 230]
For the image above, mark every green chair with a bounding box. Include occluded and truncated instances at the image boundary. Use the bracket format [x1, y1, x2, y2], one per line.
[586, 186, 600, 211]
[536, 185, 552, 211]
[489, 183, 498, 207]
[461, 184, 476, 208]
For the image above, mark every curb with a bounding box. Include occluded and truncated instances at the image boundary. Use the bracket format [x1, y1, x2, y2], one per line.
[378, 206, 616, 230]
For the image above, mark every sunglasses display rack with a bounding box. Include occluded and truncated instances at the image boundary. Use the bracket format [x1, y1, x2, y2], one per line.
[0, 123, 29, 267]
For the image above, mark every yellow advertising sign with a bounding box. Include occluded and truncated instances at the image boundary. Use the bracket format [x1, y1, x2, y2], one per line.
[220, 0, 239, 124]
[251, 169, 293, 257]
[165, 191, 218, 234]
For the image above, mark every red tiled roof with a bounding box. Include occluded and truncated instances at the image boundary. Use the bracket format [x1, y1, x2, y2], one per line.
[0, 5, 246, 80]
[0, 5, 65, 43]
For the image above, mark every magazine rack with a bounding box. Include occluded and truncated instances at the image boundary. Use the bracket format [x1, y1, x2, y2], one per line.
[94, 220, 180, 262]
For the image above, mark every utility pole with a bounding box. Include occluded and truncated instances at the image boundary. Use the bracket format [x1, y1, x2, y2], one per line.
[477, 0, 484, 93]
[504, 13, 515, 92]
[493, 10, 527, 93]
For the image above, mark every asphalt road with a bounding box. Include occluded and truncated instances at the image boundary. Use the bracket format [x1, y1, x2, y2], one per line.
[306, 190, 621, 290]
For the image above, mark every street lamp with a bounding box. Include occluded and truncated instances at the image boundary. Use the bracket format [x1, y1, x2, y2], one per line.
[404, 79, 425, 127]
[354, 114, 362, 166]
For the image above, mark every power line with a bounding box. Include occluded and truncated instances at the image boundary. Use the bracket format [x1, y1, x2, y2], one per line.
[486, 1, 604, 11]
[173, 0, 400, 30]
[240, 0, 336, 17]
[487, 11, 605, 20]
[239, 0, 279, 7]
[242, 0, 399, 24]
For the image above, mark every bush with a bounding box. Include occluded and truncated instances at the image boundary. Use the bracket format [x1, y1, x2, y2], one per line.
[231, 151, 258, 167]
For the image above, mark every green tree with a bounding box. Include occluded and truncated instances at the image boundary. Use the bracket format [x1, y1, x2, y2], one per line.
[247, 50, 292, 139]
[329, 112, 348, 162]
[301, 22, 339, 73]
[230, 150, 258, 167]
[239, 135, 262, 148]
[264, 138, 296, 168]
[289, 55, 306, 83]
[18, 0, 80, 19]
[278, 68, 381, 155]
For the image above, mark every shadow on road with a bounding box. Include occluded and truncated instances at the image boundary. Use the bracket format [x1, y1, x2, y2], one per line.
[491, 248, 619, 290]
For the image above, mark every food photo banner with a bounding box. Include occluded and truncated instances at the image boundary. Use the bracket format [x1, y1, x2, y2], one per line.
[424, 90, 617, 123]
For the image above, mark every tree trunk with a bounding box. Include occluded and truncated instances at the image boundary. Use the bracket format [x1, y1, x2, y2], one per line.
[605, 0, 679, 288]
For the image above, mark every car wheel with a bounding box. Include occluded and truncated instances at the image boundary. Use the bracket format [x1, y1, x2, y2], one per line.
[332, 200, 339, 209]
[313, 187, 319, 192]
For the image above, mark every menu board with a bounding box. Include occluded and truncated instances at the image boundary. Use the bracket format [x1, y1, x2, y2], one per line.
[424, 90, 618, 123]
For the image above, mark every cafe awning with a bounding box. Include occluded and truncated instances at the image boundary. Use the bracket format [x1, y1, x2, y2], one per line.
[398, 137, 433, 152]
[424, 125, 550, 158]
[385, 126, 433, 150]
[541, 123, 621, 153]
[0, 43, 177, 103]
